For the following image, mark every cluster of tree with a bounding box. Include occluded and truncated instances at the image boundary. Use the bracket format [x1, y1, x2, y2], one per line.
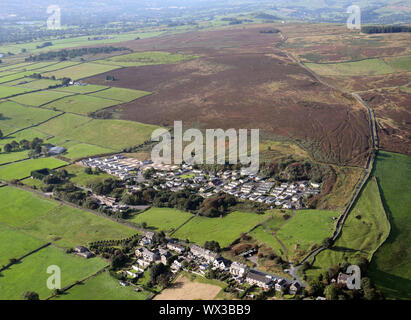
[0, 137, 44, 156]
[91, 178, 123, 196]
[204, 240, 221, 253]
[259, 29, 280, 34]
[362, 25, 411, 34]
[149, 263, 171, 288]
[35, 42, 53, 49]
[25, 46, 130, 62]
[303, 257, 384, 300]
[198, 193, 237, 217]
[34, 168, 69, 185]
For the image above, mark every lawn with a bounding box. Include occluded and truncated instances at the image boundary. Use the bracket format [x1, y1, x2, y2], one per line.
[305, 58, 395, 76]
[88, 87, 151, 102]
[19, 204, 137, 248]
[42, 62, 121, 80]
[53, 271, 152, 300]
[367, 151, 411, 299]
[9, 90, 73, 107]
[0, 157, 67, 181]
[44, 94, 121, 115]
[306, 177, 390, 279]
[0, 85, 33, 99]
[0, 223, 46, 266]
[129, 207, 194, 233]
[0, 245, 107, 300]
[96, 51, 198, 67]
[173, 211, 271, 247]
[0, 101, 60, 135]
[0, 186, 59, 227]
[63, 164, 115, 187]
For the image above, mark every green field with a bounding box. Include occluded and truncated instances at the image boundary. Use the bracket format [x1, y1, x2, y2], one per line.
[384, 55, 411, 71]
[305, 58, 395, 76]
[0, 128, 50, 147]
[44, 94, 121, 115]
[306, 177, 390, 278]
[0, 223, 46, 266]
[129, 207, 194, 233]
[88, 87, 151, 102]
[368, 151, 411, 299]
[19, 204, 137, 248]
[35, 113, 90, 137]
[173, 211, 271, 247]
[0, 245, 107, 300]
[0, 85, 32, 98]
[9, 90, 74, 107]
[0, 186, 59, 227]
[96, 51, 198, 67]
[60, 141, 114, 160]
[53, 84, 108, 94]
[15, 79, 63, 90]
[63, 164, 115, 187]
[0, 150, 29, 165]
[42, 62, 121, 80]
[0, 157, 67, 181]
[53, 271, 152, 300]
[0, 101, 60, 135]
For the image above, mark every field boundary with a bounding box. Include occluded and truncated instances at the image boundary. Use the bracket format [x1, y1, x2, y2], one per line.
[0, 242, 51, 272]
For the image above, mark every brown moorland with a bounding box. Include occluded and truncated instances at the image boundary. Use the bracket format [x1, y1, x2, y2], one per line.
[85, 24, 371, 167]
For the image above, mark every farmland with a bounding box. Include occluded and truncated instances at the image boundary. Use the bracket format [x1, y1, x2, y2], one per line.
[173, 211, 271, 247]
[53, 271, 152, 300]
[62, 164, 115, 187]
[0, 150, 29, 165]
[367, 151, 411, 299]
[88, 87, 151, 103]
[0, 245, 107, 300]
[9, 90, 74, 107]
[129, 207, 194, 234]
[42, 62, 121, 80]
[0, 85, 32, 98]
[0, 157, 67, 181]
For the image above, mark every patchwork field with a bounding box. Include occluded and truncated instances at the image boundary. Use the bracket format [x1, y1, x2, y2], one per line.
[59, 142, 114, 160]
[53, 84, 109, 94]
[173, 211, 271, 247]
[15, 79, 63, 90]
[0, 245, 107, 300]
[42, 62, 121, 80]
[0, 128, 50, 147]
[129, 207, 193, 233]
[368, 151, 411, 300]
[0, 85, 33, 99]
[0, 157, 67, 181]
[9, 90, 74, 107]
[0, 150, 29, 165]
[88, 87, 151, 102]
[53, 271, 152, 300]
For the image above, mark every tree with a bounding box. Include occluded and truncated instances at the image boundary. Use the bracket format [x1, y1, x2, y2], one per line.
[322, 237, 334, 248]
[21, 291, 39, 300]
[204, 240, 221, 253]
[324, 284, 339, 300]
[3, 144, 11, 153]
[0, 129, 3, 139]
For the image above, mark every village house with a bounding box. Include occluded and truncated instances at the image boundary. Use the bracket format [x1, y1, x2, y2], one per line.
[213, 257, 232, 271]
[190, 245, 220, 263]
[167, 242, 186, 254]
[229, 262, 249, 277]
[275, 279, 289, 292]
[337, 272, 350, 287]
[289, 281, 302, 295]
[74, 246, 94, 259]
[245, 270, 274, 290]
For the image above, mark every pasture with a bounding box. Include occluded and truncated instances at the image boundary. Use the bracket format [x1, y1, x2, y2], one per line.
[63, 164, 115, 187]
[129, 207, 193, 233]
[9, 90, 74, 107]
[42, 62, 121, 80]
[88, 87, 151, 102]
[0, 128, 50, 147]
[53, 84, 108, 94]
[384, 55, 411, 71]
[0, 245, 107, 300]
[60, 141, 114, 160]
[53, 271, 152, 300]
[0, 186, 59, 227]
[0, 150, 29, 165]
[15, 79, 62, 90]
[173, 211, 270, 247]
[0, 85, 32, 99]
[0, 157, 67, 181]
[368, 151, 411, 299]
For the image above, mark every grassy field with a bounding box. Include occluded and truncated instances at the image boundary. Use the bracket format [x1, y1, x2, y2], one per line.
[0, 101, 60, 135]
[96, 51, 198, 67]
[53, 84, 108, 94]
[43, 94, 121, 115]
[0, 245, 107, 300]
[35, 113, 91, 137]
[0, 150, 29, 165]
[0, 223, 46, 266]
[9, 90, 74, 107]
[129, 207, 193, 233]
[53, 271, 152, 300]
[306, 177, 390, 279]
[59, 141, 114, 160]
[0, 186, 59, 227]
[0, 128, 50, 148]
[0, 85, 33, 98]
[15, 79, 63, 90]
[384, 55, 411, 71]
[42, 62, 121, 80]
[19, 204, 137, 248]
[173, 211, 271, 247]
[305, 58, 395, 76]
[367, 151, 411, 300]
[88, 87, 151, 102]
[0, 157, 67, 181]
[63, 164, 115, 187]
